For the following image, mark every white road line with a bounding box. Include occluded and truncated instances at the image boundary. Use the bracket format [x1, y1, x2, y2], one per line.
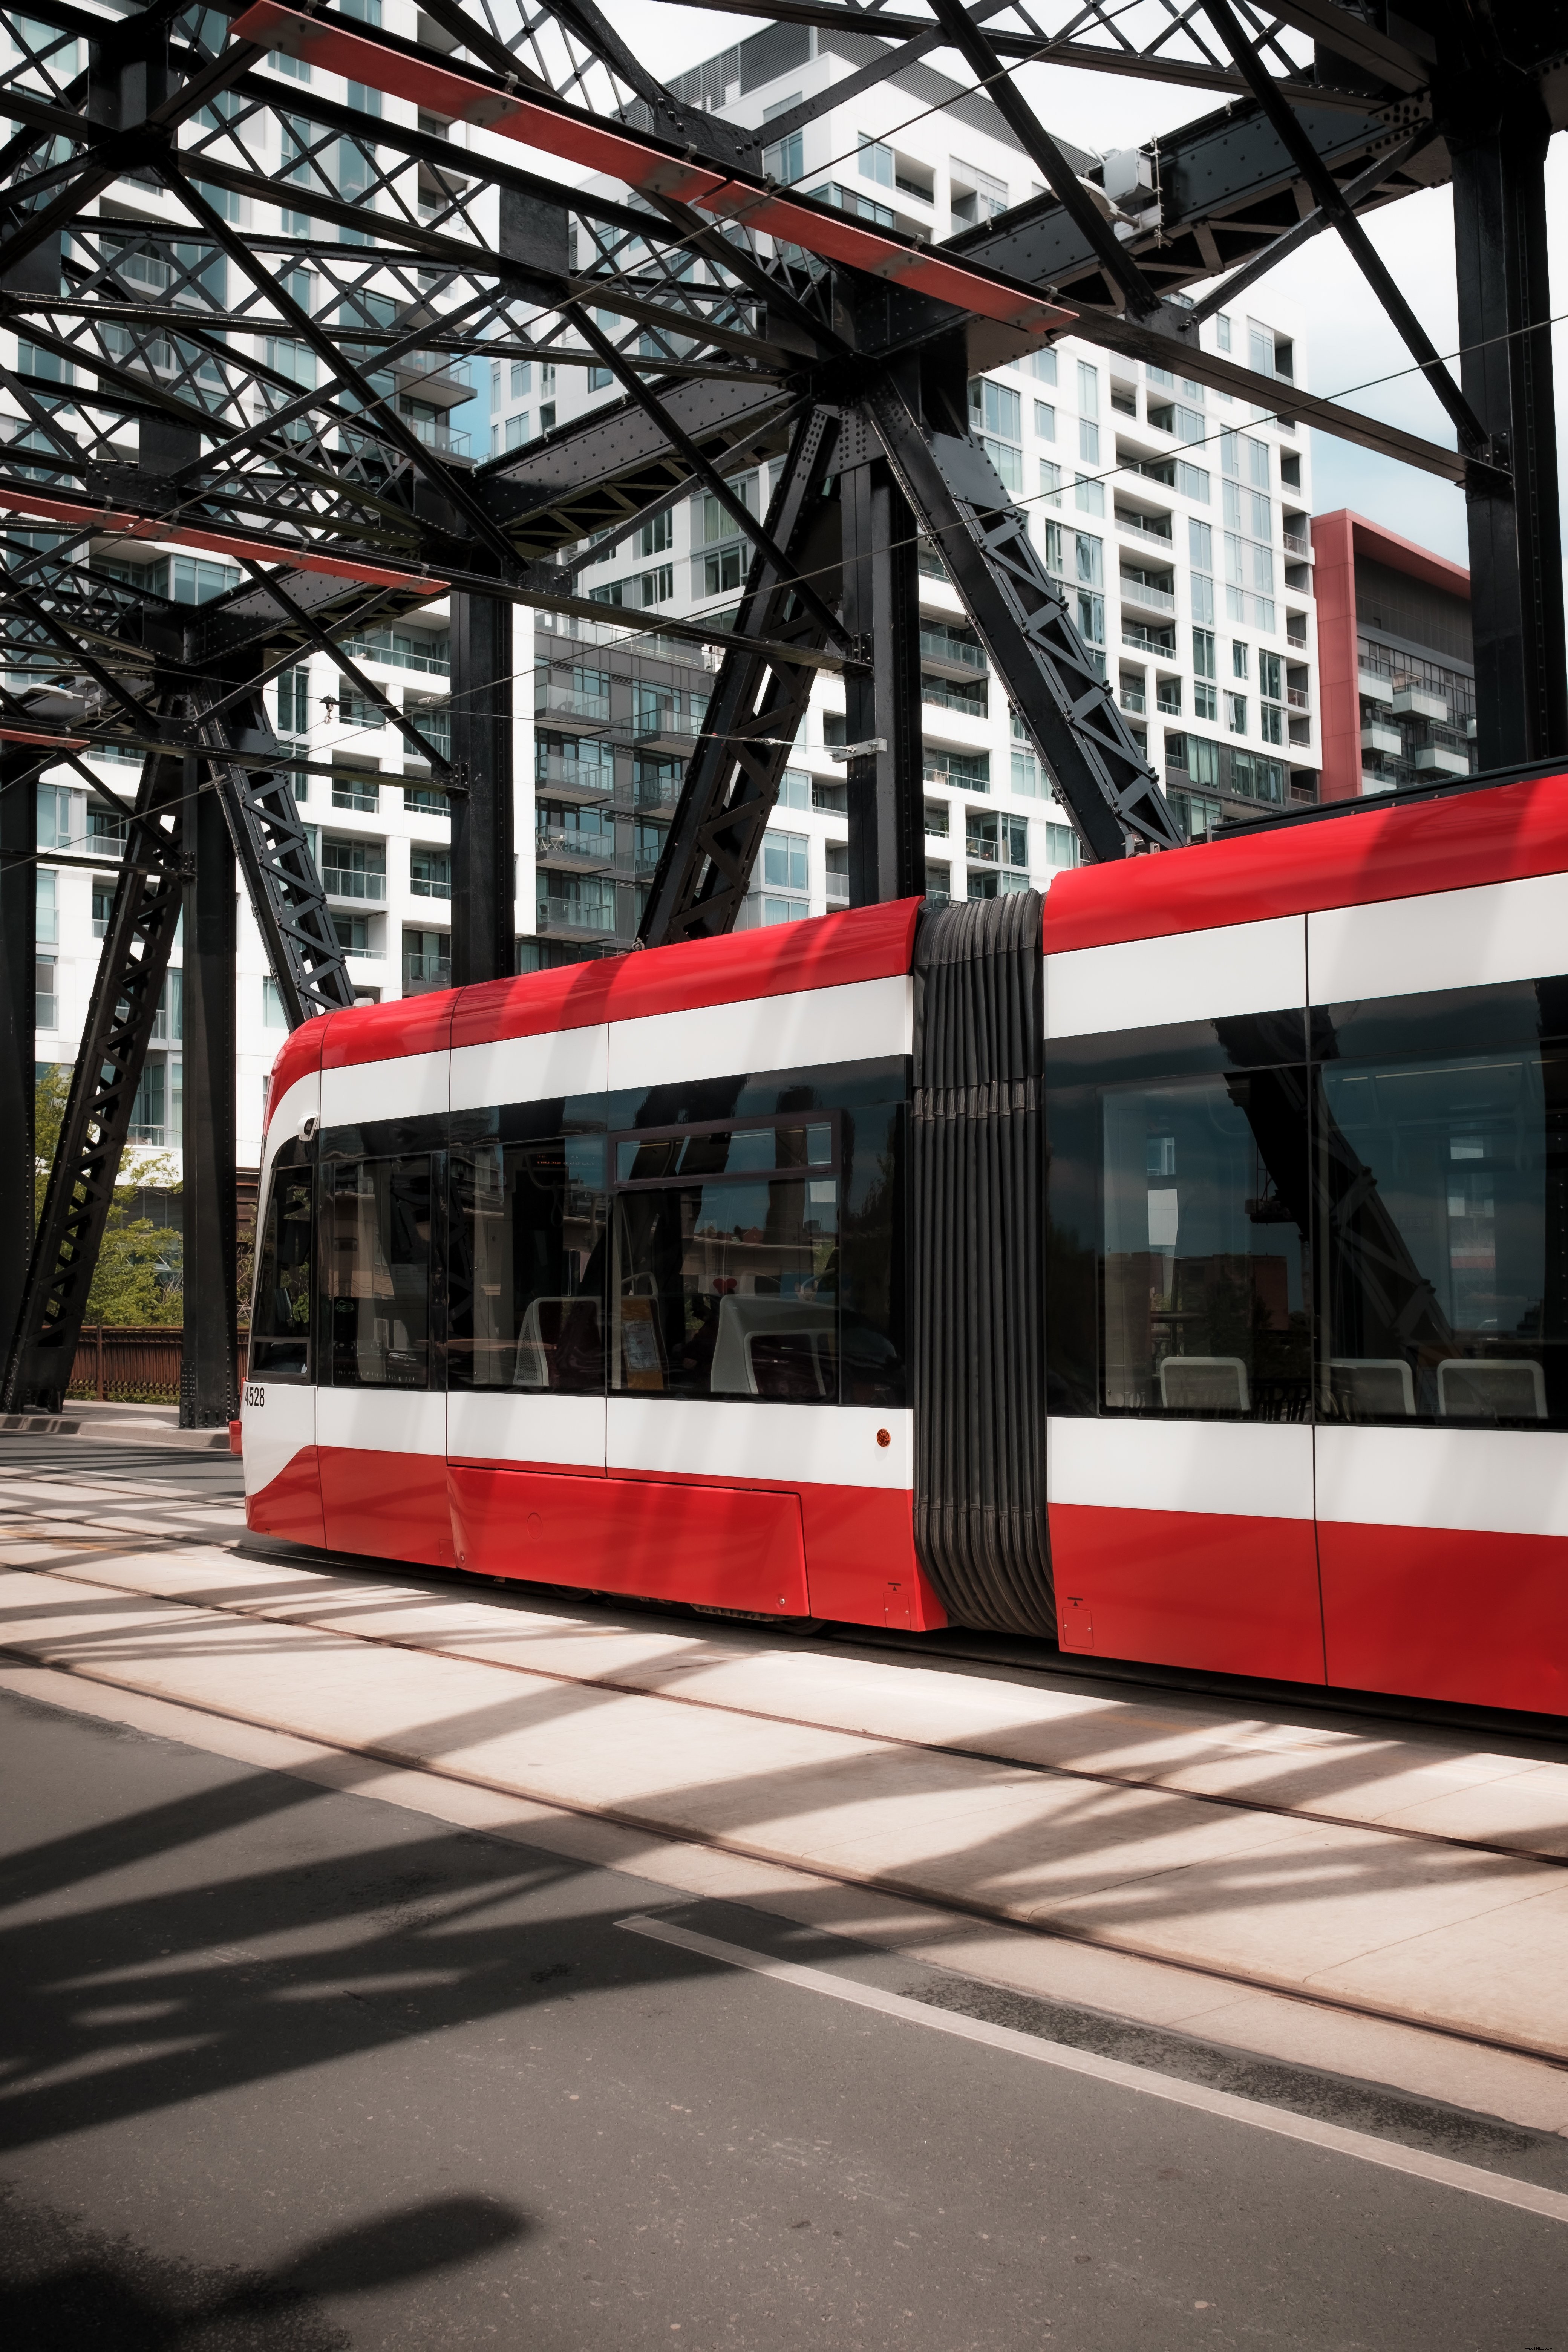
[617, 1913, 1568, 2228]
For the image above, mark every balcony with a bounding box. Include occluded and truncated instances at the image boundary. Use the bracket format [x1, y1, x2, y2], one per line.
[634, 708, 705, 752]
[339, 631, 450, 676]
[1119, 572, 1176, 616]
[536, 609, 623, 651]
[536, 826, 615, 872]
[917, 543, 951, 582]
[1361, 720, 1403, 758]
[1286, 685, 1310, 710]
[400, 412, 470, 461]
[920, 676, 988, 719]
[1114, 509, 1173, 550]
[1155, 687, 1182, 716]
[965, 833, 999, 864]
[1393, 683, 1449, 721]
[321, 856, 386, 904]
[536, 755, 614, 805]
[536, 681, 612, 728]
[919, 624, 986, 675]
[402, 949, 452, 995]
[1283, 528, 1310, 557]
[1358, 663, 1395, 704]
[1121, 624, 1175, 657]
[825, 871, 849, 903]
[634, 770, 683, 812]
[392, 350, 473, 400]
[1118, 687, 1146, 714]
[536, 896, 616, 941]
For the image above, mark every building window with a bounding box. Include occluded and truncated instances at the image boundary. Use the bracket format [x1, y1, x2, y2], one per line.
[1259, 651, 1282, 698]
[825, 841, 849, 904]
[322, 838, 387, 900]
[1075, 475, 1105, 516]
[777, 769, 811, 811]
[926, 861, 951, 902]
[332, 770, 380, 812]
[411, 846, 452, 899]
[1191, 574, 1215, 626]
[638, 511, 672, 557]
[34, 954, 57, 1030]
[1076, 360, 1098, 415]
[1078, 417, 1100, 465]
[1216, 313, 1232, 351]
[1194, 682, 1217, 721]
[1039, 461, 1062, 508]
[1226, 693, 1248, 734]
[1189, 519, 1212, 568]
[1011, 748, 1044, 798]
[1233, 640, 1250, 679]
[92, 876, 115, 938]
[171, 555, 241, 604]
[403, 927, 451, 992]
[1193, 628, 1216, 680]
[1075, 533, 1103, 587]
[263, 976, 289, 1029]
[151, 970, 182, 1042]
[129, 1057, 166, 1141]
[511, 360, 528, 398]
[1044, 822, 1078, 870]
[277, 666, 311, 735]
[1026, 348, 1058, 386]
[36, 784, 78, 851]
[1260, 702, 1285, 744]
[858, 135, 893, 186]
[1034, 401, 1055, 441]
[506, 413, 529, 449]
[765, 126, 804, 183]
[35, 867, 57, 945]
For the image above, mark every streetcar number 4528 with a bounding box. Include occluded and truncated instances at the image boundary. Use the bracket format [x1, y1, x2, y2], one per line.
[244, 1384, 265, 1408]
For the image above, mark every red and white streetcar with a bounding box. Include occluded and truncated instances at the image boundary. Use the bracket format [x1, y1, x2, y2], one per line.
[244, 767, 1568, 1717]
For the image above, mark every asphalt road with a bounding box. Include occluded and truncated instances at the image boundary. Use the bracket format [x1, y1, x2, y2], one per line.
[2, 1686, 1565, 2352]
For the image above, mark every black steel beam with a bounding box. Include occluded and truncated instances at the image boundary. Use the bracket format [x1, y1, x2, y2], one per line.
[640, 405, 843, 946]
[449, 589, 515, 987]
[2, 747, 186, 1413]
[1449, 77, 1568, 770]
[839, 406, 925, 905]
[0, 748, 35, 1373]
[865, 378, 1181, 861]
[179, 754, 238, 1429]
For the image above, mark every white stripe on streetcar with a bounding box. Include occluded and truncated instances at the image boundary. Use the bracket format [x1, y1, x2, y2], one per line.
[616, 1913, 1568, 2228]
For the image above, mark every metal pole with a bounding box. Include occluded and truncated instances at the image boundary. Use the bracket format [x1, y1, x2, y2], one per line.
[0, 750, 36, 1369]
[1450, 92, 1568, 772]
[179, 758, 238, 1427]
[449, 590, 516, 985]
[839, 412, 925, 906]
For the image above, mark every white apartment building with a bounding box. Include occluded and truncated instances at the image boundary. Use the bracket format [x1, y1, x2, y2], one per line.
[18, 10, 1317, 1182]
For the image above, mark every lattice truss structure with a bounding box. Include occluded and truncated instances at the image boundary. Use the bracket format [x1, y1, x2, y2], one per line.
[0, 0, 1564, 1414]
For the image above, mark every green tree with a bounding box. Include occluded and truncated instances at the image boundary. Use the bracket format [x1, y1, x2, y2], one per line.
[34, 1065, 184, 1326]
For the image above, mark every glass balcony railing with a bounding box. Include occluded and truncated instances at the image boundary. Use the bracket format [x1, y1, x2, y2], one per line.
[1119, 574, 1176, 614]
[920, 678, 987, 717]
[322, 859, 386, 902]
[919, 626, 986, 670]
[536, 756, 614, 797]
[537, 684, 611, 724]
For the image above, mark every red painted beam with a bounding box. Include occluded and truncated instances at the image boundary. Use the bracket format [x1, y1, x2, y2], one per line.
[0, 726, 89, 749]
[0, 484, 447, 595]
[229, 3, 1076, 337]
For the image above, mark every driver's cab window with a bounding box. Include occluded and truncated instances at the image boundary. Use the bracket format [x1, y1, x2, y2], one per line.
[250, 1139, 314, 1380]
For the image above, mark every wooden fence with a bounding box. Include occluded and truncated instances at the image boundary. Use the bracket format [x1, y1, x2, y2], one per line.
[69, 1327, 250, 1403]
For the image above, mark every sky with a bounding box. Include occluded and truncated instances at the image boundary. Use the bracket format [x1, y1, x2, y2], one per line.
[589, 6, 1568, 574]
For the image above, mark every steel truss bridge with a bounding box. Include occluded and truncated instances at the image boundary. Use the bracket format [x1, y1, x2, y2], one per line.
[0, 0, 1562, 1422]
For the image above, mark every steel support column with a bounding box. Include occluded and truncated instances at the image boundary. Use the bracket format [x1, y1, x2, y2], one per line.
[179, 760, 238, 1428]
[839, 413, 924, 906]
[449, 590, 515, 986]
[1450, 94, 1568, 773]
[0, 749, 35, 1364]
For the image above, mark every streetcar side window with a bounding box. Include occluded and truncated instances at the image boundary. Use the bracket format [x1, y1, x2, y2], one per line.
[1047, 1034, 1312, 1421]
[250, 1141, 312, 1382]
[318, 1156, 433, 1389]
[448, 1138, 606, 1392]
[611, 1120, 842, 1401]
[1315, 999, 1568, 1425]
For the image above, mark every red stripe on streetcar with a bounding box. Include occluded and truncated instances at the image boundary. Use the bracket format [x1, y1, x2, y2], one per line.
[1043, 770, 1568, 952]
[230, 3, 1075, 335]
